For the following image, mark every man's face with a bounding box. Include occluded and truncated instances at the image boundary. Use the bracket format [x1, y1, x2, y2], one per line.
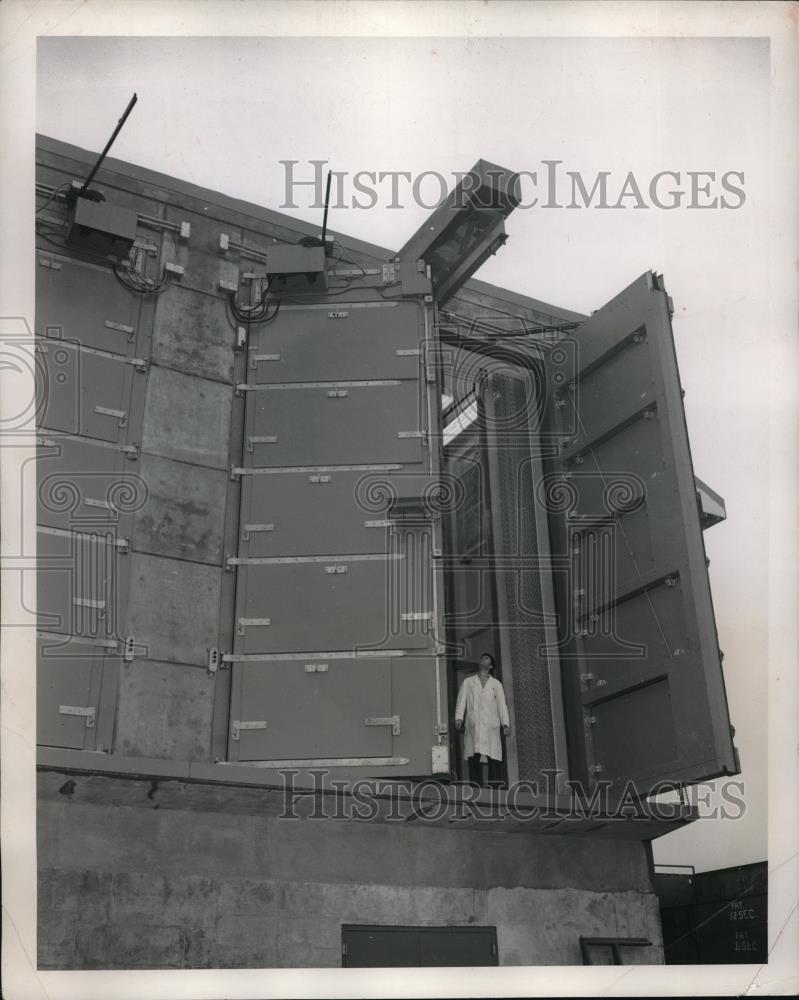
[479, 656, 492, 671]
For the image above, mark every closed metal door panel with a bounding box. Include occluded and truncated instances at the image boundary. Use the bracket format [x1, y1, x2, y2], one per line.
[342, 926, 498, 967]
[236, 558, 422, 653]
[37, 528, 126, 641]
[543, 271, 738, 792]
[36, 254, 140, 356]
[37, 436, 136, 534]
[249, 301, 422, 383]
[37, 343, 133, 443]
[37, 642, 100, 750]
[247, 381, 423, 467]
[389, 656, 442, 770]
[240, 469, 398, 557]
[235, 658, 392, 760]
[418, 928, 498, 966]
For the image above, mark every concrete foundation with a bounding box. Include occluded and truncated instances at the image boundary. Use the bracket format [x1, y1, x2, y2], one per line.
[37, 771, 664, 969]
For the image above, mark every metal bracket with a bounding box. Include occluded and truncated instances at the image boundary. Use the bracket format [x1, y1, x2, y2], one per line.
[207, 647, 220, 675]
[164, 262, 184, 277]
[104, 320, 135, 340]
[250, 352, 281, 367]
[94, 405, 127, 427]
[73, 596, 106, 616]
[59, 704, 96, 728]
[241, 523, 274, 541]
[246, 435, 277, 452]
[237, 617, 272, 635]
[231, 720, 267, 741]
[365, 715, 401, 736]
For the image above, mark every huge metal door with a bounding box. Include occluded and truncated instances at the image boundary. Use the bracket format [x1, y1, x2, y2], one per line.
[35, 248, 144, 751]
[227, 289, 444, 774]
[542, 271, 738, 793]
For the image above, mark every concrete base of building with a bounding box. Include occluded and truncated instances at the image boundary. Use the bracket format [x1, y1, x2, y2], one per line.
[37, 769, 665, 969]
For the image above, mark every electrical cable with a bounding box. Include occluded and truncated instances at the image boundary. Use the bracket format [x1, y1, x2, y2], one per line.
[35, 182, 71, 217]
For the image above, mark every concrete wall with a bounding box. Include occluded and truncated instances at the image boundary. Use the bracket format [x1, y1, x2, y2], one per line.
[38, 774, 664, 969]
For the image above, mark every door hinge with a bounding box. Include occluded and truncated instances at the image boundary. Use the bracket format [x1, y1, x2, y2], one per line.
[231, 720, 268, 741]
[365, 715, 401, 736]
[123, 635, 136, 662]
[59, 704, 96, 728]
[207, 647, 220, 675]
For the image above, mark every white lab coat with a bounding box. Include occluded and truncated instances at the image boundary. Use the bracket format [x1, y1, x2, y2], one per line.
[455, 674, 510, 762]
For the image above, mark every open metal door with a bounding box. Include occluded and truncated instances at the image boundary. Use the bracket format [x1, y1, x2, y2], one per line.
[543, 271, 738, 795]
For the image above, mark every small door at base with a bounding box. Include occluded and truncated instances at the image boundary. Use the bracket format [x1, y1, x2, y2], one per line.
[342, 925, 498, 967]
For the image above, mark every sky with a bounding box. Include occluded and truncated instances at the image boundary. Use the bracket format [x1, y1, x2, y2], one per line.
[35, 33, 772, 873]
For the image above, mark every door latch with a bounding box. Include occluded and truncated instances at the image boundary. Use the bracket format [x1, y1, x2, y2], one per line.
[365, 715, 401, 736]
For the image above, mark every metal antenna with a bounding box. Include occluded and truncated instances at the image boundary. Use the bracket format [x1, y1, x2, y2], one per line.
[320, 170, 332, 246]
[74, 93, 138, 201]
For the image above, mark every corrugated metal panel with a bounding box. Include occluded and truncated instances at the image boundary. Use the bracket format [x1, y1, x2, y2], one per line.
[543, 271, 738, 793]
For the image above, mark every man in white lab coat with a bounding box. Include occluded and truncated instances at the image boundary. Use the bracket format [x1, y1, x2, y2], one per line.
[454, 653, 511, 786]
